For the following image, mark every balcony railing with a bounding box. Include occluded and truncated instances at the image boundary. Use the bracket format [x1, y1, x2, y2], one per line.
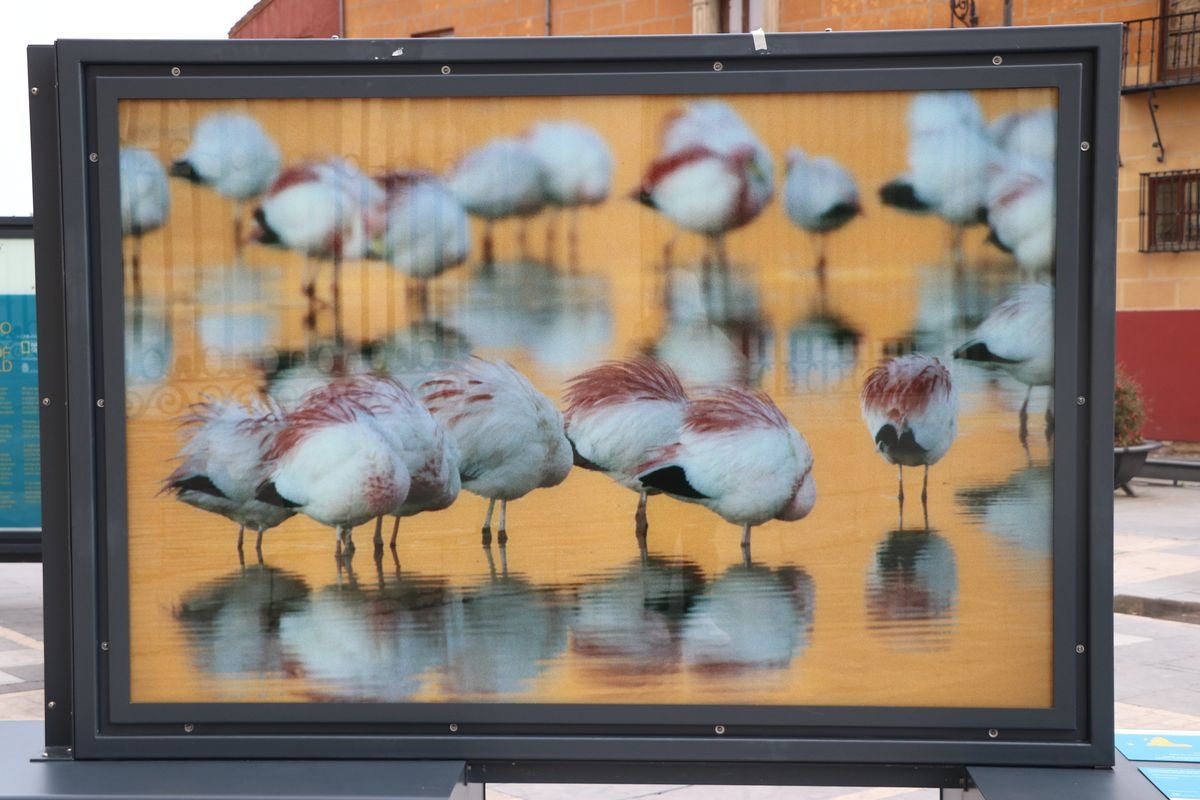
[1122, 12, 1200, 92]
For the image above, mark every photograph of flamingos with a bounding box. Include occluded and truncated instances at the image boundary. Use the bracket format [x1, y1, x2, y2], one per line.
[119, 86, 1058, 710]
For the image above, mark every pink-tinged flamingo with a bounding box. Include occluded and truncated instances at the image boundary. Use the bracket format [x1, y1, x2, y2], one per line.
[119, 147, 170, 301]
[860, 354, 959, 524]
[635, 387, 816, 556]
[525, 121, 613, 267]
[563, 357, 689, 541]
[170, 112, 280, 261]
[983, 154, 1055, 280]
[306, 375, 461, 550]
[879, 92, 996, 266]
[256, 389, 410, 555]
[163, 396, 294, 555]
[783, 148, 862, 285]
[954, 283, 1054, 444]
[418, 359, 572, 544]
[635, 101, 773, 272]
[446, 138, 547, 265]
[989, 107, 1057, 161]
[247, 158, 386, 333]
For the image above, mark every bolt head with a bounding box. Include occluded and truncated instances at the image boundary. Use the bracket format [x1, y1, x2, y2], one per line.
[1076, 396, 1086, 406]
[30, 87, 39, 95]
[992, 55, 1003, 65]
[183, 723, 194, 733]
[441, 65, 451, 75]
[41, 397, 50, 406]
[988, 729, 999, 738]
[170, 66, 181, 77]
[88, 153, 98, 163]
[1080, 141, 1091, 151]
[96, 399, 105, 408]
[449, 723, 459, 732]
[100, 641, 109, 651]
[1075, 644, 1086, 654]
[713, 61, 723, 71]
[714, 724, 726, 735]
[47, 700, 55, 709]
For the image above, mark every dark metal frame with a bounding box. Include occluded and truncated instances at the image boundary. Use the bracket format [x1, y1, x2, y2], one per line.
[0, 216, 41, 562]
[30, 25, 1120, 779]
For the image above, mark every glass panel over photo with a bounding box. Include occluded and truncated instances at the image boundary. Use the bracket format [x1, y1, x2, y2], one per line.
[117, 88, 1057, 708]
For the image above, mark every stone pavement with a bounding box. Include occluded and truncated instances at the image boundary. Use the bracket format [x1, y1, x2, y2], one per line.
[0, 476, 1195, 799]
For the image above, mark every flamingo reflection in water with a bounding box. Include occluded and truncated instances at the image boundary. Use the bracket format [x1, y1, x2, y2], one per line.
[119, 147, 170, 302]
[175, 564, 310, 679]
[682, 564, 815, 672]
[865, 530, 958, 652]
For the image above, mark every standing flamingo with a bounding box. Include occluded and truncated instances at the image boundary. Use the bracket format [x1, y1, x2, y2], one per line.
[170, 112, 280, 260]
[163, 396, 295, 554]
[525, 121, 613, 267]
[418, 359, 572, 544]
[119, 147, 170, 301]
[446, 138, 547, 265]
[256, 387, 410, 555]
[563, 357, 689, 541]
[377, 170, 470, 306]
[879, 92, 996, 265]
[783, 148, 862, 284]
[308, 375, 461, 550]
[860, 354, 959, 523]
[635, 101, 773, 271]
[635, 387, 816, 555]
[954, 283, 1054, 444]
[990, 107, 1057, 161]
[983, 154, 1055, 279]
[248, 158, 386, 331]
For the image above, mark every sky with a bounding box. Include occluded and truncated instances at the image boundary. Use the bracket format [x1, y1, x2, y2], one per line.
[1, 0, 256, 215]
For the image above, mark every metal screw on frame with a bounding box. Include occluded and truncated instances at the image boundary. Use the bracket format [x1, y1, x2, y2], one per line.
[441, 65, 451, 75]
[41, 397, 50, 406]
[100, 641, 109, 651]
[1076, 644, 1086, 654]
[1081, 141, 1091, 152]
[988, 729, 999, 738]
[47, 701, 55, 710]
[170, 66, 181, 77]
[1077, 396, 1087, 406]
[30, 87, 39, 96]
[992, 55, 1003, 65]
[714, 725, 726, 735]
[96, 398, 105, 408]
[449, 723, 459, 732]
[713, 61, 724, 71]
[183, 723, 195, 733]
[89, 153, 98, 163]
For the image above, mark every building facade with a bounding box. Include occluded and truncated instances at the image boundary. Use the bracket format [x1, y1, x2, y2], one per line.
[229, 0, 1200, 441]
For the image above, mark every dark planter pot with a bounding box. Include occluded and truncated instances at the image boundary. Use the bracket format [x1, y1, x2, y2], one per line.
[1115, 441, 1164, 495]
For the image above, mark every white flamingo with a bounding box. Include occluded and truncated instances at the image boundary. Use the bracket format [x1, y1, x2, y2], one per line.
[163, 396, 295, 553]
[418, 358, 572, 544]
[990, 107, 1057, 161]
[984, 154, 1055, 279]
[119, 147, 170, 299]
[954, 283, 1054, 443]
[859, 354, 958, 519]
[170, 112, 280, 258]
[635, 387, 816, 552]
[636, 101, 773, 268]
[377, 170, 470, 291]
[446, 138, 547, 264]
[308, 375, 461, 549]
[256, 388, 410, 555]
[783, 148, 861, 280]
[563, 357, 689, 540]
[525, 121, 613, 265]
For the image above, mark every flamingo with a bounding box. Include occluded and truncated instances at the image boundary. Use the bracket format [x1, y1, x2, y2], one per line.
[635, 101, 773, 271]
[119, 147, 170, 300]
[954, 283, 1054, 444]
[377, 170, 470, 297]
[163, 396, 295, 554]
[879, 91, 996, 265]
[446, 137, 547, 265]
[983, 154, 1055, 279]
[418, 358, 572, 544]
[247, 158, 386, 330]
[634, 387, 816, 554]
[307, 375, 461, 550]
[783, 148, 862, 282]
[990, 107, 1057, 161]
[563, 357, 689, 541]
[255, 387, 410, 555]
[860, 354, 958, 522]
[525, 121, 613, 266]
[170, 112, 281, 259]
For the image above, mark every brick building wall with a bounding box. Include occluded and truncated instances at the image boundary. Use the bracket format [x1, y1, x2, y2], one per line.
[230, 0, 340, 37]
[344, 0, 692, 38]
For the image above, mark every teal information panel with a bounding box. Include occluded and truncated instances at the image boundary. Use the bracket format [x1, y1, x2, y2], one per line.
[0, 234, 38, 531]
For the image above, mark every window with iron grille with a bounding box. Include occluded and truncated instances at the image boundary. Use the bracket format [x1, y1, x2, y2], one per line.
[1141, 169, 1200, 251]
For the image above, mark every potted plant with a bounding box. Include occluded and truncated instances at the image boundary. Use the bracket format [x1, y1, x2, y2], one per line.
[1114, 367, 1162, 495]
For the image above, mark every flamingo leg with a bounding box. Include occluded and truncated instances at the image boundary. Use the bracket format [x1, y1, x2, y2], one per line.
[335, 528, 344, 557]
[740, 524, 753, 566]
[481, 498, 496, 545]
[544, 211, 557, 265]
[255, 525, 264, 555]
[236, 524, 245, 552]
[390, 515, 402, 548]
[373, 516, 384, 549]
[1045, 398, 1056, 443]
[1019, 386, 1032, 445]
[482, 222, 495, 270]
[497, 499, 508, 545]
[568, 208, 581, 273]
[635, 491, 649, 541]
[517, 221, 530, 262]
[922, 466, 930, 530]
[332, 251, 344, 347]
[897, 464, 905, 504]
[131, 233, 144, 304]
[233, 199, 244, 266]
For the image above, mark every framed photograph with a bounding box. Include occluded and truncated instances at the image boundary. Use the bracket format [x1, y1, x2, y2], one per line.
[0, 217, 39, 561]
[32, 26, 1118, 773]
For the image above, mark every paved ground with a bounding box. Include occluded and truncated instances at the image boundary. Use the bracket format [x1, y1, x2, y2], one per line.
[1, 477, 1196, 799]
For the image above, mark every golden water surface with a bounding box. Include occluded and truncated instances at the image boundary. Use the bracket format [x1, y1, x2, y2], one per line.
[120, 88, 1056, 708]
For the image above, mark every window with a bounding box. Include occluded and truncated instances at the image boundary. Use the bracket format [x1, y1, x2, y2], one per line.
[1142, 169, 1200, 252]
[413, 27, 454, 37]
[720, 0, 763, 33]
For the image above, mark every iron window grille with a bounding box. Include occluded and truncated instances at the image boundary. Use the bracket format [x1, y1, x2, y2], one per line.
[1122, 10, 1200, 92]
[1141, 169, 1200, 252]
